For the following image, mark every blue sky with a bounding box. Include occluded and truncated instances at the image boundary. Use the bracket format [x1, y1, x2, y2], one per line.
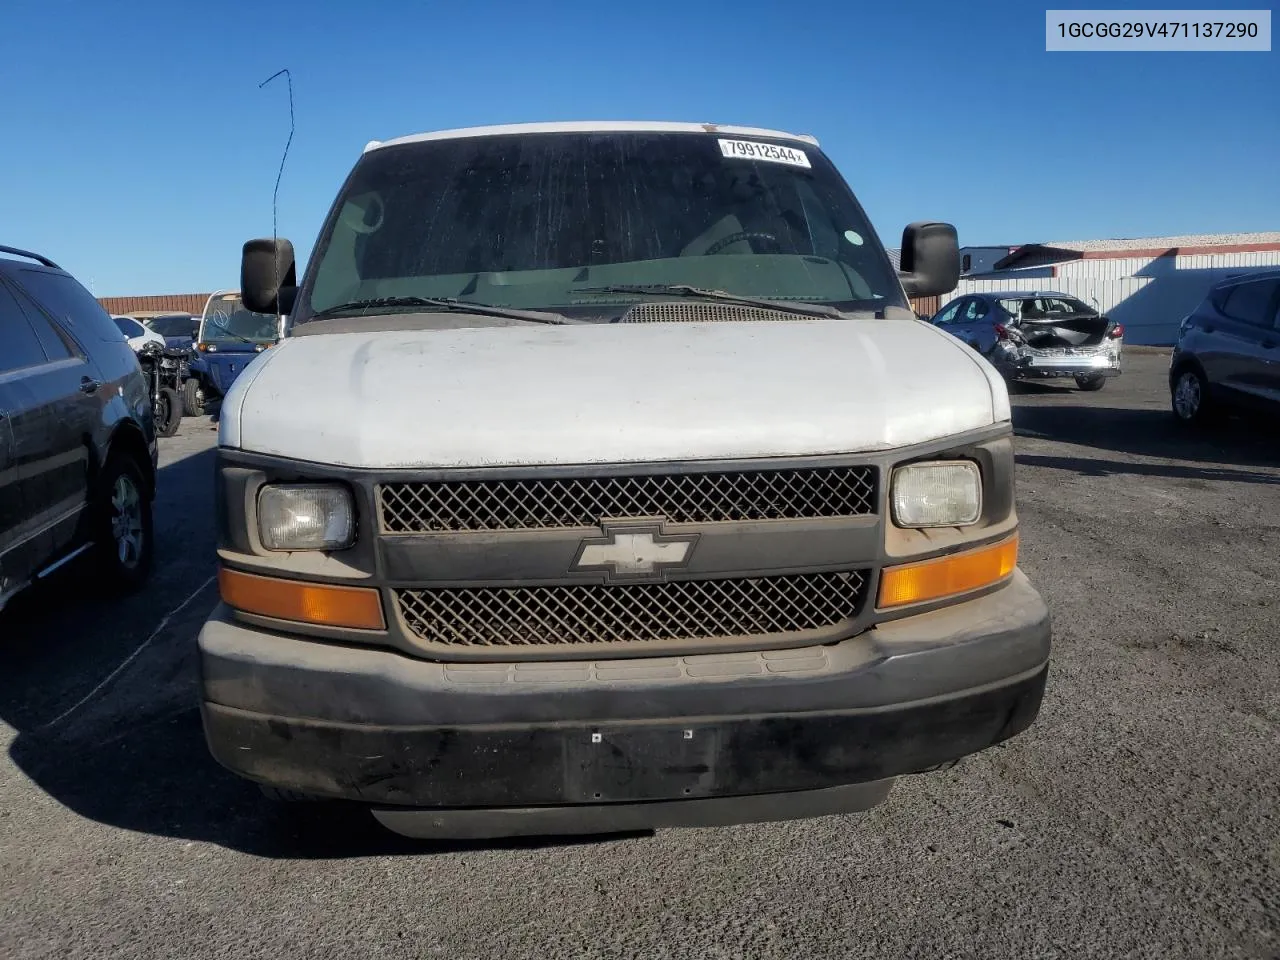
[1, 0, 1276, 296]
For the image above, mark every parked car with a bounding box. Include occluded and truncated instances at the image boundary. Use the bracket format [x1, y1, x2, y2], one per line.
[929, 291, 1124, 391]
[144, 312, 199, 352]
[1170, 269, 1280, 425]
[111, 314, 166, 353]
[184, 291, 278, 415]
[0, 245, 157, 612]
[198, 121, 1050, 840]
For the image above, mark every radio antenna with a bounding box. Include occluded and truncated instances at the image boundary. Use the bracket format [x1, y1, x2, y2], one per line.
[258, 68, 294, 327]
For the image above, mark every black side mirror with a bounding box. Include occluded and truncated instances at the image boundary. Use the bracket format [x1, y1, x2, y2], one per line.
[241, 238, 297, 316]
[898, 222, 960, 299]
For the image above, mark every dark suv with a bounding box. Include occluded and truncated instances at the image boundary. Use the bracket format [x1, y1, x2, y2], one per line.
[0, 245, 158, 612]
[1170, 270, 1280, 425]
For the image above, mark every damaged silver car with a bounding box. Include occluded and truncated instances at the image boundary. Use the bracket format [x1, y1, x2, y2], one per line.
[930, 291, 1123, 391]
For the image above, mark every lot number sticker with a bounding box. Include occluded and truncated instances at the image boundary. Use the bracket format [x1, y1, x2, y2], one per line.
[718, 139, 811, 168]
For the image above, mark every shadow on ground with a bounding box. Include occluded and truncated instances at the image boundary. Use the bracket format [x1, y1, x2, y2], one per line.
[9, 707, 647, 859]
[0, 442, 647, 859]
[1012, 402, 1280, 478]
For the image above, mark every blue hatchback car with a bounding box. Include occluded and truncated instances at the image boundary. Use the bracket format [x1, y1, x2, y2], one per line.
[185, 291, 279, 415]
[929, 290, 1123, 392]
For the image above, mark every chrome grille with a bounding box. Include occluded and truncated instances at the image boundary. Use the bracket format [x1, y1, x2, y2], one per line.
[379, 466, 877, 532]
[396, 570, 868, 650]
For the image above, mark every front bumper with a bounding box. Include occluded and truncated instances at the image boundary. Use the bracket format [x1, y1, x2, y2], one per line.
[199, 571, 1050, 837]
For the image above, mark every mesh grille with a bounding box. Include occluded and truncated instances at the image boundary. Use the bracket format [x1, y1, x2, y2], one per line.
[619, 302, 810, 324]
[396, 570, 868, 649]
[380, 466, 877, 532]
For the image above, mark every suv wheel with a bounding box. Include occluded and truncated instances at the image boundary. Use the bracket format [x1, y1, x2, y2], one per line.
[1075, 374, 1106, 392]
[1171, 367, 1214, 425]
[183, 378, 205, 417]
[95, 453, 154, 591]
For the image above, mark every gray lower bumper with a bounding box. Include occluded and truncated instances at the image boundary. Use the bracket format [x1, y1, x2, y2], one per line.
[198, 571, 1050, 835]
[370, 781, 896, 839]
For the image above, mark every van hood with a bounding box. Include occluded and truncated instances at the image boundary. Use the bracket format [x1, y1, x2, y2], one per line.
[219, 317, 1009, 469]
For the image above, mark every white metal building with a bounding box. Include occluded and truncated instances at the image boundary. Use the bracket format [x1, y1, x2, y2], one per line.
[942, 232, 1280, 345]
[959, 246, 1017, 276]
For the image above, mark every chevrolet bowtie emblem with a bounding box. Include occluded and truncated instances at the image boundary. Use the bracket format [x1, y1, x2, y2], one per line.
[571, 521, 699, 582]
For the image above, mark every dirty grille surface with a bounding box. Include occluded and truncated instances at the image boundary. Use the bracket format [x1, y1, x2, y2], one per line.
[618, 302, 811, 324]
[396, 570, 868, 649]
[380, 466, 877, 532]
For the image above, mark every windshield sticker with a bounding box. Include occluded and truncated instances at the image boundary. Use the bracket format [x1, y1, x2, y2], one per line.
[717, 139, 811, 168]
[844, 230, 865, 246]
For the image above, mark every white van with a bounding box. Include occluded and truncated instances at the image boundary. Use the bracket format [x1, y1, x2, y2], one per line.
[198, 121, 1050, 839]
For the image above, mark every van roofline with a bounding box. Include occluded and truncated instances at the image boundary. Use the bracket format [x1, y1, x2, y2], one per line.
[365, 121, 820, 153]
[200, 289, 241, 315]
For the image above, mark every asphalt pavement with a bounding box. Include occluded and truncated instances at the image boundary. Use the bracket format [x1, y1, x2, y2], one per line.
[1, 353, 1277, 959]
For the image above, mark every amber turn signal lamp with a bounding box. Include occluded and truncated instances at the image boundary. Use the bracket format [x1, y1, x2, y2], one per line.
[219, 567, 385, 630]
[878, 535, 1018, 609]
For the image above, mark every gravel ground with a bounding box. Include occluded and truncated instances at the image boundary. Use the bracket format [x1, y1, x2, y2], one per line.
[1, 352, 1277, 960]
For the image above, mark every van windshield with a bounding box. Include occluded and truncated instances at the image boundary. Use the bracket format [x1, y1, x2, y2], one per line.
[201, 296, 277, 343]
[296, 131, 903, 324]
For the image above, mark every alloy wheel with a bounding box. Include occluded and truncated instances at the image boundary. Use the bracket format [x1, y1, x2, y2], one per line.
[110, 475, 144, 569]
[1173, 371, 1201, 420]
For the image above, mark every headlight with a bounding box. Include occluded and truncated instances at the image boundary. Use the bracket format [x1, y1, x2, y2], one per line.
[891, 461, 982, 528]
[257, 484, 355, 551]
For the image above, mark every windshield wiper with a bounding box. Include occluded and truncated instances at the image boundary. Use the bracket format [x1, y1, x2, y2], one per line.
[206, 318, 262, 346]
[308, 296, 571, 325]
[573, 284, 850, 320]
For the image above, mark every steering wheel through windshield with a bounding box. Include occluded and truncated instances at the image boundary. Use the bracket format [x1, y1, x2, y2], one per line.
[703, 231, 781, 256]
